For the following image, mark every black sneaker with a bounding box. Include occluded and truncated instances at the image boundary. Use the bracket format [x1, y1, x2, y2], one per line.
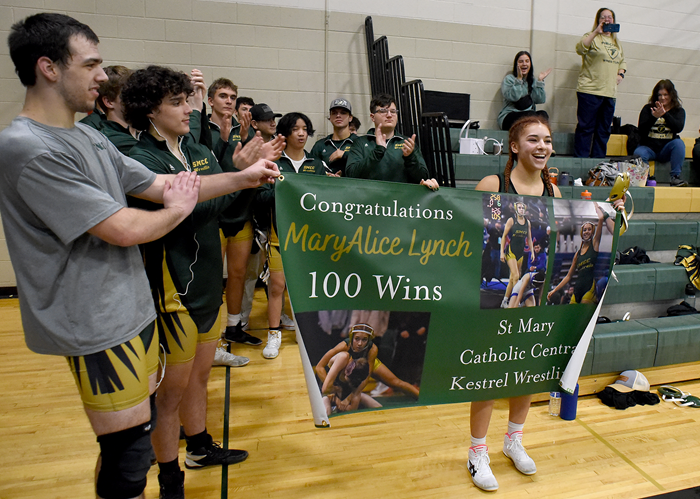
[185, 440, 249, 469]
[670, 176, 688, 187]
[223, 322, 262, 345]
[158, 470, 185, 499]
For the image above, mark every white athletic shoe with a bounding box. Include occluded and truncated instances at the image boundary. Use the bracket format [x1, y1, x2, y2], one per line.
[263, 330, 282, 359]
[503, 432, 537, 475]
[370, 381, 390, 397]
[468, 445, 499, 491]
[280, 312, 296, 330]
[212, 347, 249, 367]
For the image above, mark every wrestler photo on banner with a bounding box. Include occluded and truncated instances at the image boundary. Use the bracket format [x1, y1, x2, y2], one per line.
[480, 193, 550, 310]
[296, 309, 429, 416]
[547, 200, 616, 305]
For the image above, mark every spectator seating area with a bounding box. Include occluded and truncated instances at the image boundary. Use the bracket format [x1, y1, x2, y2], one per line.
[365, 16, 699, 398]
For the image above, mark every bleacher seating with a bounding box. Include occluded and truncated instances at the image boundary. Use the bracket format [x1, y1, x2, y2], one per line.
[364, 16, 699, 387]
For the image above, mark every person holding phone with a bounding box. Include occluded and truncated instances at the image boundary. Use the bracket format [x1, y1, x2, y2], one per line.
[574, 7, 626, 158]
[498, 51, 551, 131]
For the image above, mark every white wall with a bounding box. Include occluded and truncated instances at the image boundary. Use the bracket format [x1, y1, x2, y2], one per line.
[1, 0, 699, 286]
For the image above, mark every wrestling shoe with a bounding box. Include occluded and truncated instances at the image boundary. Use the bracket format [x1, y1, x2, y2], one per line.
[158, 470, 185, 499]
[468, 445, 498, 491]
[280, 312, 296, 330]
[212, 347, 249, 367]
[223, 322, 262, 346]
[263, 330, 282, 359]
[185, 438, 248, 469]
[503, 432, 537, 475]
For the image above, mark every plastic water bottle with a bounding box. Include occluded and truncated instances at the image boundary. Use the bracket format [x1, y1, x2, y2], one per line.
[549, 392, 561, 416]
[685, 283, 696, 309]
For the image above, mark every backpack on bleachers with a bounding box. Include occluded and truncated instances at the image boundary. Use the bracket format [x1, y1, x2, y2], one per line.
[585, 162, 620, 186]
[675, 244, 700, 290]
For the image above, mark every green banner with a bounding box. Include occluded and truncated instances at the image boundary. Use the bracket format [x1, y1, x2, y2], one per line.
[275, 175, 618, 423]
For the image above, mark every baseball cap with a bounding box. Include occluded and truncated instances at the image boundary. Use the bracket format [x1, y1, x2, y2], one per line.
[608, 370, 650, 393]
[329, 98, 352, 114]
[251, 103, 282, 121]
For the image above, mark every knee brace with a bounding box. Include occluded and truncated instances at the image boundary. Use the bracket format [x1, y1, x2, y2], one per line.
[96, 420, 153, 499]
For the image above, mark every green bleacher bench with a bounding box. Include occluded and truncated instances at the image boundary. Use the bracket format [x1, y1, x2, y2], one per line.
[590, 319, 658, 374]
[636, 315, 700, 366]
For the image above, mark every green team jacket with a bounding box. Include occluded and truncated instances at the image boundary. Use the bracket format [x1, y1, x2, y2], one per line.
[208, 116, 256, 237]
[79, 111, 137, 155]
[81, 109, 203, 155]
[129, 132, 238, 316]
[256, 152, 327, 235]
[345, 128, 428, 183]
[309, 133, 358, 176]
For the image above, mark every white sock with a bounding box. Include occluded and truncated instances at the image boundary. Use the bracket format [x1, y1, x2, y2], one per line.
[470, 435, 487, 450]
[227, 313, 241, 327]
[506, 421, 524, 438]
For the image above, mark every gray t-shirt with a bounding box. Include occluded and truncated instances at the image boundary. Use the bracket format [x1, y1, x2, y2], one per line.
[0, 117, 158, 356]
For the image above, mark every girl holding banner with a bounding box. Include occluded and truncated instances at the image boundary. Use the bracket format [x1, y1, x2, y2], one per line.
[470, 115, 561, 492]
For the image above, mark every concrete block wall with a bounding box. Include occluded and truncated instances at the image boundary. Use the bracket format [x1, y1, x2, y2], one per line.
[0, 0, 699, 287]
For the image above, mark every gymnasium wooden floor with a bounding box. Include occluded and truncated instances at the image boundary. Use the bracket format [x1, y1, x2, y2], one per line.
[1, 293, 699, 499]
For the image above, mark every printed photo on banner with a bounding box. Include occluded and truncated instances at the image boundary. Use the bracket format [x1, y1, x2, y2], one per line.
[297, 309, 429, 417]
[480, 194, 550, 310]
[547, 200, 616, 305]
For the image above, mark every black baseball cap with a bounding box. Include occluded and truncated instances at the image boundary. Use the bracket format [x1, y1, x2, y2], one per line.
[251, 103, 282, 121]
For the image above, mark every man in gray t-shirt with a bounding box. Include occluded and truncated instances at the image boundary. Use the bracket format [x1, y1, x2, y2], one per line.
[1, 13, 278, 499]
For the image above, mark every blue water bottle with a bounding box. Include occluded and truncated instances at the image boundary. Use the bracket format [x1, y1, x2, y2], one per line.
[560, 383, 579, 420]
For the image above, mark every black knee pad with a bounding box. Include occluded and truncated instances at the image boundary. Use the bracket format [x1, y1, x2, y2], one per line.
[96, 421, 153, 499]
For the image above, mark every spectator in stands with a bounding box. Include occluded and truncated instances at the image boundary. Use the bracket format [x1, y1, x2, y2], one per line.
[349, 116, 361, 134]
[633, 79, 687, 187]
[498, 51, 550, 131]
[574, 7, 626, 158]
[80, 65, 138, 154]
[346, 93, 438, 189]
[255, 112, 329, 359]
[250, 103, 281, 142]
[310, 98, 358, 176]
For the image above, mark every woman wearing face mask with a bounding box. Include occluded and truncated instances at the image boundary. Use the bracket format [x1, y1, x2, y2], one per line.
[634, 80, 686, 186]
[498, 51, 551, 131]
[574, 7, 627, 158]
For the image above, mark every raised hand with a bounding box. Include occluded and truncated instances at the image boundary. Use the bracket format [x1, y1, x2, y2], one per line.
[262, 133, 285, 161]
[163, 171, 200, 216]
[538, 68, 552, 81]
[402, 134, 417, 157]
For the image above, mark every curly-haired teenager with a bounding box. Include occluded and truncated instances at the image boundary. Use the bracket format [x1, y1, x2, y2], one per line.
[122, 65, 279, 498]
